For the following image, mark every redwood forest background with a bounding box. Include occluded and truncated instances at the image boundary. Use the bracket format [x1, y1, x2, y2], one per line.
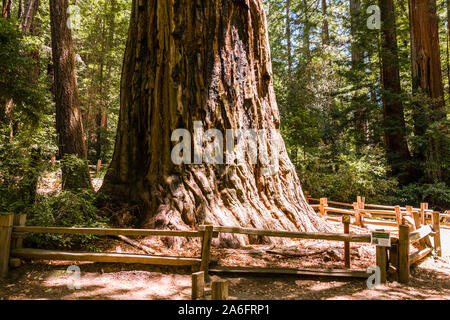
[0, 0, 449, 248]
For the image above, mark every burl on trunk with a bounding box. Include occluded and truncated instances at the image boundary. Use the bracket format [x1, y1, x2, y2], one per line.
[101, 0, 329, 246]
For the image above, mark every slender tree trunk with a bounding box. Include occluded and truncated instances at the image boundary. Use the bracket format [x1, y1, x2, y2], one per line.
[379, 0, 412, 183]
[286, 0, 292, 77]
[408, 0, 445, 181]
[1, 0, 13, 135]
[447, 0, 450, 97]
[101, 0, 329, 246]
[2, 0, 12, 18]
[18, 0, 24, 20]
[21, 0, 39, 34]
[95, 0, 116, 162]
[50, 0, 92, 190]
[349, 0, 367, 152]
[1, 0, 12, 130]
[302, 0, 311, 60]
[322, 0, 330, 46]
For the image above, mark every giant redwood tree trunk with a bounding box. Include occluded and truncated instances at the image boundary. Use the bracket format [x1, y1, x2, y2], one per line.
[101, 0, 329, 246]
[408, 0, 445, 181]
[50, 0, 92, 190]
[379, 0, 413, 183]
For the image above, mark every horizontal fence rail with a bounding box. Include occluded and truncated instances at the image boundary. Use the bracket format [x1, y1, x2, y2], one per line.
[304, 192, 447, 231]
[13, 226, 204, 238]
[204, 226, 371, 242]
[10, 248, 202, 266]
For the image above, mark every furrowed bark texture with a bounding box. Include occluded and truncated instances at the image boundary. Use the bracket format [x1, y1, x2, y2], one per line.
[379, 0, 412, 182]
[50, 0, 92, 190]
[101, 0, 329, 247]
[408, 0, 445, 181]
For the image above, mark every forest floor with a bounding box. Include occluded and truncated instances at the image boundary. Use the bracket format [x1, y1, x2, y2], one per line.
[0, 171, 448, 300]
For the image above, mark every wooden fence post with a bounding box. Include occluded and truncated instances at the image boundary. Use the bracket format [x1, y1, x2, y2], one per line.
[411, 209, 428, 250]
[395, 206, 401, 227]
[398, 224, 410, 284]
[388, 242, 399, 281]
[353, 202, 361, 226]
[211, 279, 228, 300]
[191, 271, 205, 300]
[357, 196, 365, 210]
[320, 198, 328, 217]
[432, 211, 441, 257]
[0, 215, 14, 277]
[376, 246, 387, 284]
[343, 216, 351, 268]
[420, 203, 427, 225]
[200, 224, 213, 275]
[12, 214, 27, 250]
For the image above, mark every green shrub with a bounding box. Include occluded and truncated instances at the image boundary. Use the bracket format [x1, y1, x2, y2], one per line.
[24, 190, 109, 251]
[396, 182, 450, 211]
[298, 147, 398, 205]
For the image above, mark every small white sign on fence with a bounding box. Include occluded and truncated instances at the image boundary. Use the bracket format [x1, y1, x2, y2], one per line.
[371, 230, 391, 247]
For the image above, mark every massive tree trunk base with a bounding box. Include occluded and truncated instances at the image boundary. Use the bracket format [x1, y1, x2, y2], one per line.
[100, 0, 330, 247]
[102, 159, 330, 248]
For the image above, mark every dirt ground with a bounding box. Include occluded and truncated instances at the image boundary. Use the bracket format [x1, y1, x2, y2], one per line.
[1, 226, 449, 300]
[1, 172, 447, 299]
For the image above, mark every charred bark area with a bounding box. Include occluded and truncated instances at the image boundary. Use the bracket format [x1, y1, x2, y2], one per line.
[101, 0, 329, 247]
[379, 0, 413, 183]
[50, 0, 92, 190]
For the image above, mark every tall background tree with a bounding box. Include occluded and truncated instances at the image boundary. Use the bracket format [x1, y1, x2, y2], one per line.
[49, 0, 91, 189]
[379, 0, 412, 183]
[408, 0, 447, 182]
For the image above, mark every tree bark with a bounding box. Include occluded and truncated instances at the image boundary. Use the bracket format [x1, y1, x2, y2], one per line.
[49, 0, 92, 190]
[2, 0, 12, 18]
[286, 0, 292, 77]
[408, 0, 445, 181]
[18, 0, 23, 20]
[349, 0, 368, 152]
[101, 0, 329, 246]
[21, 0, 40, 34]
[379, 0, 413, 183]
[1, 0, 13, 132]
[447, 0, 450, 98]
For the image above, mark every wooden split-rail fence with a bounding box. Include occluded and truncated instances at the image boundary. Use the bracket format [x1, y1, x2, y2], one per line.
[0, 196, 443, 286]
[304, 191, 448, 233]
